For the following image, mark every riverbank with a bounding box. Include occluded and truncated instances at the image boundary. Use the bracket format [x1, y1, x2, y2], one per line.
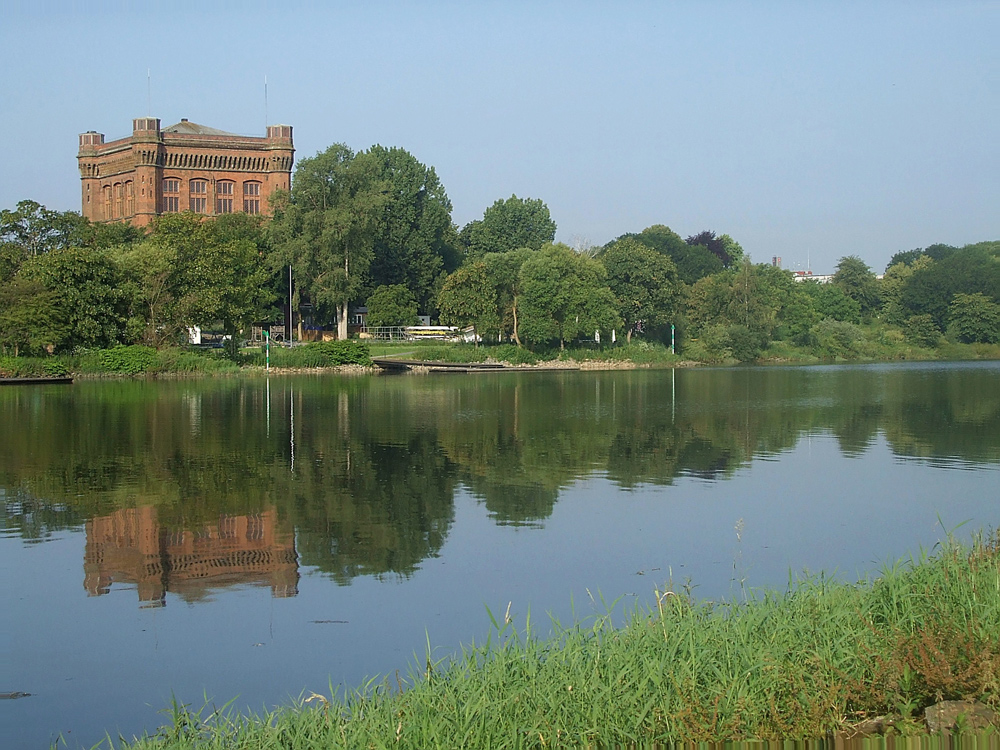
[103, 533, 1000, 748]
[2, 336, 999, 381]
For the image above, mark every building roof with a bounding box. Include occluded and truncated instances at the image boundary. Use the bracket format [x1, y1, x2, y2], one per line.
[162, 119, 240, 136]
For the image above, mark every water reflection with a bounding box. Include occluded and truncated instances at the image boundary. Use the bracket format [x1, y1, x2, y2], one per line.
[1, 363, 999, 594]
[84, 507, 298, 606]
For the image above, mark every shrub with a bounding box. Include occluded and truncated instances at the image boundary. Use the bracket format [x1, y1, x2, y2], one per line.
[488, 344, 540, 365]
[98, 345, 158, 375]
[904, 315, 941, 348]
[812, 318, 863, 358]
[726, 325, 767, 362]
[243, 342, 371, 369]
[43, 360, 70, 377]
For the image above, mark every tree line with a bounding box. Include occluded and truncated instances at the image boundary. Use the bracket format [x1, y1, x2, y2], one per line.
[1, 140, 998, 360]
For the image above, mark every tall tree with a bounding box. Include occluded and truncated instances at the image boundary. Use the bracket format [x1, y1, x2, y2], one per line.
[685, 230, 741, 268]
[599, 238, 679, 341]
[901, 244, 1000, 329]
[366, 284, 419, 328]
[269, 144, 389, 339]
[0, 276, 63, 355]
[365, 145, 460, 311]
[21, 246, 127, 351]
[948, 293, 1000, 344]
[833, 255, 880, 320]
[460, 195, 556, 257]
[0, 200, 91, 261]
[132, 213, 274, 353]
[481, 247, 534, 346]
[437, 261, 498, 344]
[518, 243, 620, 349]
[611, 225, 723, 284]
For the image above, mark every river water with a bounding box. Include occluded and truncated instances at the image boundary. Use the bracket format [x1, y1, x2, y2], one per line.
[2, 362, 998, 748]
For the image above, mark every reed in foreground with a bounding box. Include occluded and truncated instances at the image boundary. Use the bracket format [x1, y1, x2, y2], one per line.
[109, 533, 1000, 749]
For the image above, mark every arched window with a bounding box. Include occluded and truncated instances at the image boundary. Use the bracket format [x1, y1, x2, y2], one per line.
[243, 181, 261, 214]
[216, 181, 234, 214]
[125, 181, 134, 216]
[114, 183, 123, 218]
[189, 179, 207, 213]
[103, 186, 112, 220]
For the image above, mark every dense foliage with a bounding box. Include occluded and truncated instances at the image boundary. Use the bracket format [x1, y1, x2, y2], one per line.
[1, 147, 997, 366]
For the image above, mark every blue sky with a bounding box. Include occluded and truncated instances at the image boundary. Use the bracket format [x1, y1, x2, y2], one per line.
[1, 1, 997, 273]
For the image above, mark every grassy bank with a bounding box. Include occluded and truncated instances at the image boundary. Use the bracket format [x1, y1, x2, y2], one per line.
[106, 533, 1000, 748]
[3, 332, 999, 379]
[0, 341, 373, 378]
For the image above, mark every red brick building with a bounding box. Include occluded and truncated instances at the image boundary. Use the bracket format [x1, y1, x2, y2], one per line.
[77, 117, 293, 226]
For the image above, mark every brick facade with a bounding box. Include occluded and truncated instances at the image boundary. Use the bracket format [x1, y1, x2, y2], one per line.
[78, 117, 293, 226]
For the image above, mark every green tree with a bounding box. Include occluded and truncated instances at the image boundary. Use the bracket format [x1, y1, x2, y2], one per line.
[460, 195, 556, 257]
[904, 314, 941, 347]
[686, 262, 798, 361]
[718, 234, 745, 266]
[599, 238, 679, 341]
[114, 237, 180, 347]
[901, 244, 1000, 329]
[269, 144, 389, 339]
[886, 248, 926, 269]
[0, 276, 64, 355]
[833, 256, 880, 320]
[518, 243, 620, 349]
[481, 247, 534, 346]
[803, 282, 861, 323]
[438, 261, 498, 344]
[366, 284, 419, 328]
[365, 145, 460, 311]
[611, 225, 723, 284]
[0, 200, 91, 261]
[21, 246, 127, 351]
[686, 230, 742, 268]
[948, 292, 1000, 344]
[141, 213, 274, 355]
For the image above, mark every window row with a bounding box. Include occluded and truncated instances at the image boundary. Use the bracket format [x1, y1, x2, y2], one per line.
[161, 179, 262, 215]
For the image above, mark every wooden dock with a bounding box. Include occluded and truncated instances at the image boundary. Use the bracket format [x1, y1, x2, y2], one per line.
[371, 357, 579, 374]
[0, 377, 74, 386]
[372, 357, 504, 371]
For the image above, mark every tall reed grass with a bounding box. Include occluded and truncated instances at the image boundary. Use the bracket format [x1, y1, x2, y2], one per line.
[103, 533, 1000, 748]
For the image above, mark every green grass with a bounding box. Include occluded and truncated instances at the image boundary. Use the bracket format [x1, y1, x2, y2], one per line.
[366, 340, 682, 367]
[104, 532, 1000, 749]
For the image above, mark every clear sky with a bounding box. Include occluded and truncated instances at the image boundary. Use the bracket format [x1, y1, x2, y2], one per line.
[2, 1, 997, 273]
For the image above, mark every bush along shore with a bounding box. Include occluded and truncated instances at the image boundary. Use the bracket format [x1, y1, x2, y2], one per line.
[4, 334, 1000, 381]
[102, 533, 1000, 749]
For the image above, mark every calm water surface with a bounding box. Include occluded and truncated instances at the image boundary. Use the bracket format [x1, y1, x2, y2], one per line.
[2, 362, 999, 748]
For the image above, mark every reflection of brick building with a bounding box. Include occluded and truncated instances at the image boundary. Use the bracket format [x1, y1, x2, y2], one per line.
[84, 506, 298, 606]
[77, 117, 293, 226]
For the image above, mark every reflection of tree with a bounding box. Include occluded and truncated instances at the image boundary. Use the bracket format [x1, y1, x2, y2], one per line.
[288, 433, 456, 584]
[0, 488, 86, 542]
[2, 364, 1000, 588]
[463, 475, 558, 528]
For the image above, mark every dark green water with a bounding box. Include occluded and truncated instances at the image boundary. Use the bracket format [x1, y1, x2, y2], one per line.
[2, 362, 998, 748]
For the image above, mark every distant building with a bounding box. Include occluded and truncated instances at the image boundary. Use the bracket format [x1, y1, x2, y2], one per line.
[791, 271, 834, 283]
[77, 117, 293, 226]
